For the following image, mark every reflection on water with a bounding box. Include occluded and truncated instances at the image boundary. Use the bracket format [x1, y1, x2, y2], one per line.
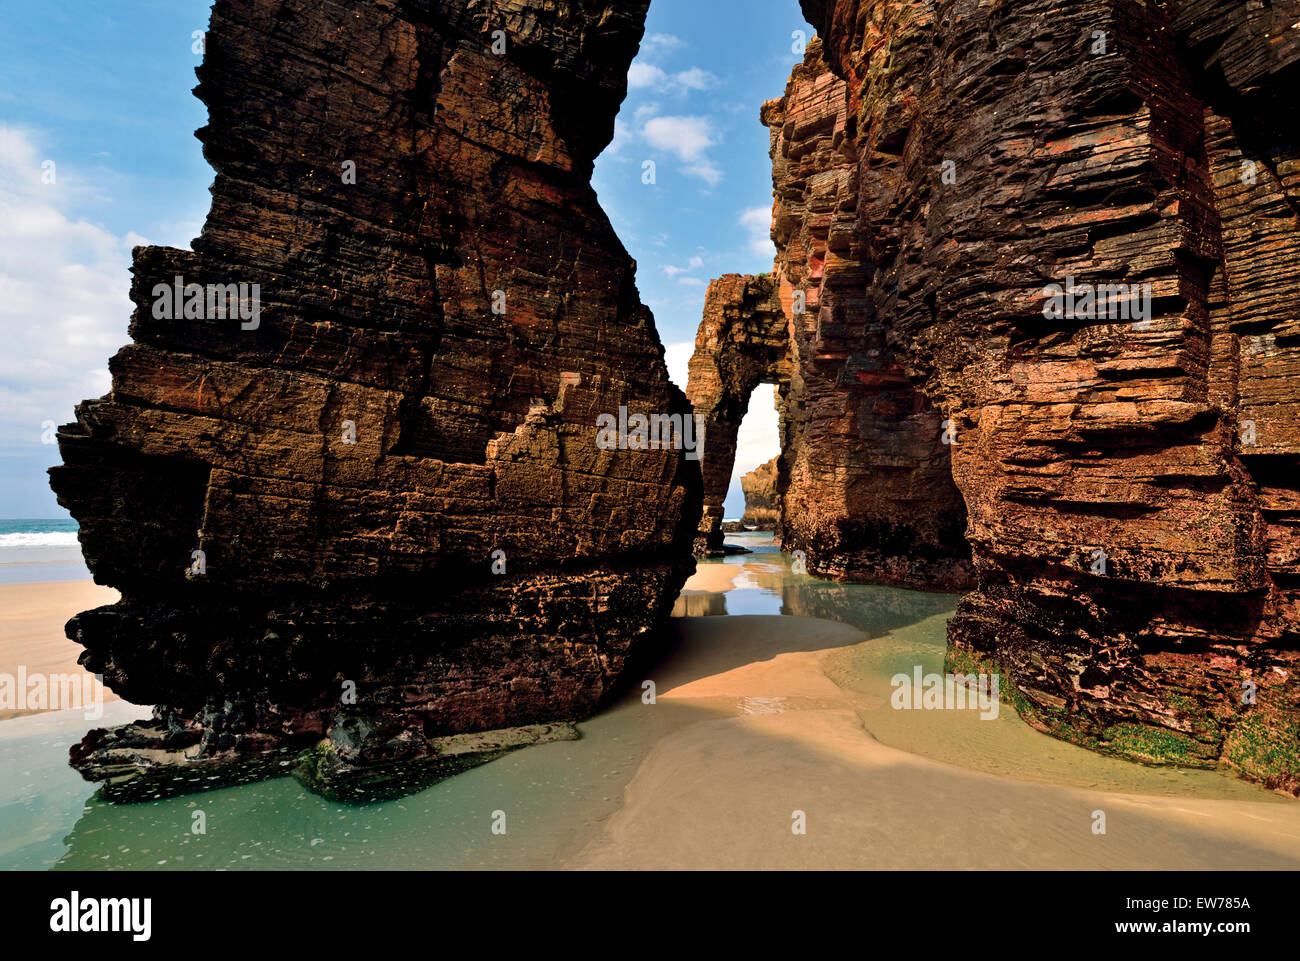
[0, 531, 1286, 871]
[672, 532, 955, 630]
[671, 592, 729, 617]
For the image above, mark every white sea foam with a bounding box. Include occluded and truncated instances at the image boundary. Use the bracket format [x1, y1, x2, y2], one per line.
[0, 532, 80, 548]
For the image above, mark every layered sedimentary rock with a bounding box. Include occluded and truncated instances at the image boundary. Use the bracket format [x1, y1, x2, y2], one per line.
[686, 38, 972, 586]
[50, 0, 698, 799]
[685, 273, 791, 554]
[801, 0, 1300, 790]
[741, 457, 780, 530]
[761, 38, 973, 590]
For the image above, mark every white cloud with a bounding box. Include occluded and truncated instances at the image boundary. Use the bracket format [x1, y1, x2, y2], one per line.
[740, 205, 775, 259]
[627, 63, 668, 89]
[627, 64, 719, 95]
[673, 67, 718, 91]
[683, 161, 723, 186]
[0, 126, 134, 452]
[643, 33, 685, 53]
[642, 115, 713, 160]
[607, 108, 725, 185]
[642, 115, 724, 185]
[662, 255, 704, 278]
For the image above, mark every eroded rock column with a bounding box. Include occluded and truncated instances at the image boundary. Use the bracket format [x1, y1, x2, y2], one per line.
[687, 37, 972, 586]
[764, 37, 974, 590]
[50, 0, 700, 799]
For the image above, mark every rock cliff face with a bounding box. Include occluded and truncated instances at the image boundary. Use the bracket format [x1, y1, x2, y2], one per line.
[741, 457, 780, 530]
[761, 37, 974, 590]
[50, 0, 699, 799]
[799, 0, 1300, 790]
[686, 39, 973, 587]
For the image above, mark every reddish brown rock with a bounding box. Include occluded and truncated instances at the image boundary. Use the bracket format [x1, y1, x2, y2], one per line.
[50, 0, 699, 799]
[687, 38, 972, 588]
[762, 37, 973, 590]
[802, 0, 1300, 790]
[741, 457, 780, 530]
[685, 273, 791, 554]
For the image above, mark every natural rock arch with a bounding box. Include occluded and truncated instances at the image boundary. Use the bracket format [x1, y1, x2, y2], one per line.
[687, 37, 974, 589]
[685, 273, 791, 555]
[51, 0, 699, 800]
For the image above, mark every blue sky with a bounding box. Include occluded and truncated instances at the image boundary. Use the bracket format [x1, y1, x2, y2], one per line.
[0, 0, 801, 519]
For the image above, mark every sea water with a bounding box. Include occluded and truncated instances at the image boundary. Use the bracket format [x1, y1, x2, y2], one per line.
[0, 519, 88, 585]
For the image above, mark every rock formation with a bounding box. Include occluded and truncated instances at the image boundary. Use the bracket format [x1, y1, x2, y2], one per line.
[761, 37, 975, 591]
[48, 0, 1300, 799]
[796, 0, 1300, 791]
[686, 39, 973, 587]
[50, 0, 699, 800]
[685, 273, 791, 554]
[741, 457, 780, 530]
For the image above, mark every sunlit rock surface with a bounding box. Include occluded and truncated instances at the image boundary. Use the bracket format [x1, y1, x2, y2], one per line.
[741, 457, 780, 530]
[50, 0, 699, 799]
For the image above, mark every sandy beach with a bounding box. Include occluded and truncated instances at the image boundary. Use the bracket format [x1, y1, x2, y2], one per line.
[676, 562, 741, 594]
[568, 612, 1300, 870]
[0, 581, 119, 721]
[561, 554, 1300, 869]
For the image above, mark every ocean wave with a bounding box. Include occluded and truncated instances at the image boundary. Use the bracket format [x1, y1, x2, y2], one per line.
[0, 532, 81, 548]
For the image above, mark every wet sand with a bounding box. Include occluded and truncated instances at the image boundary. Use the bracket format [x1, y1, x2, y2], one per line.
[0, 581, 119, 720]
[569, 613, 1300, 869]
